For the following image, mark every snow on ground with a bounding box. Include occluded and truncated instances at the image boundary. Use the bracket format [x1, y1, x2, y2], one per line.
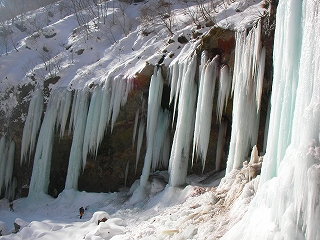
[0, 161, 262, 239]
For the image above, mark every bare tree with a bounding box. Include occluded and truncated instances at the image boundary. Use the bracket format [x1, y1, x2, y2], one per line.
[140, 0, 175, 36]
[38, 47, 62, 79]
[70, 0, 97, 39]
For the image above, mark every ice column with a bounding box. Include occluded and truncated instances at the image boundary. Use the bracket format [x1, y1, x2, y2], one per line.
[216, 65, 231, 123]
[169, 54, 197, 187]
[65, 90, 89, 189]
[139, 68, 164, 188]
[260, 0, 302, 182]
[192, 53, 219, 170]
[151, 110, 171, 171]
[0, 136, 15, 197]
[216, 117, 228, 171]
[132, 109, 139, 148]
[226, 21, 266, 173]
[28, 89, 70, 195]
[135, 118, 145, 173]
[0, 136, 6, 193]
[223, 1, 320, 239]
[21, 89, 44, 163]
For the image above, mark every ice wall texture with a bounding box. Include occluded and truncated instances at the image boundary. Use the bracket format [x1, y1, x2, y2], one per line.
[223, 0, 320, 239]
[0, 136, 16, 200]
[27, 76, 132, 195]
[226, 21, 266, 174]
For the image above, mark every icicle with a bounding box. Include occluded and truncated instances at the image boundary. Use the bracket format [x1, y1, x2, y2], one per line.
[168, 61, 179, 105]
[135, 118, 145, 174]
[132, 109, 139, 149]
[169, 53, 197, 187]
[151, 110, 171, 171]
[192, 55, 219, 171]
[170, 60, 188, 125]
[5, 177, 17, 200]
[65, 90, 89, 189]
[57, 90, 72, 138]
[0, 136, 7, 193]
[28, 89, 63, 195]
[217, 65, 231, 123]
[215, 117, 228, 171]
[124, 160, 129, 187]
[256, 47, 266, 111]
[223, 1, 320, 239]
[140, 67, 164, 188]
[192, 51, 208, 166]
[110, 77, 126, 132]
[249, 145, 259, 164]
[5, 140, 15, 189]
[21, 89, 44, 163]
[95, 82, 112, 151]
[82, 87, 103, 164]
[226, 21, 265, 174]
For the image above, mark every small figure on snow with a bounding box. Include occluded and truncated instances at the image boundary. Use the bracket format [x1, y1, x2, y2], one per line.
[9, 201, 14, 212]
[79, 207, 84, 219]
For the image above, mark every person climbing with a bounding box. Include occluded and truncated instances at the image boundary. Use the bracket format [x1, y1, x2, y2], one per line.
[9, 201, 14, 212]
[79, 207, 84, 219]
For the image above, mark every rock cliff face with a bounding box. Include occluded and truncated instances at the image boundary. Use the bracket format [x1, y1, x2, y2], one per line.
[1, 11, 276, 199]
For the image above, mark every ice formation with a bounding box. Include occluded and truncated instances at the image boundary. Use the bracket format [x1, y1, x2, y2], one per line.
[215, 117, 228, 171]
[223, 0, 320, 239]
[65, 90, 89, 189]
[132, 109, 139, 149]
[135, 118, 145, 174]
[226, 21, 266, 174]
[216, 65, 231, 123]
[0, 136, 15, 199]
[27, 75, 132, 194]
[20, 89, 44, 163]
[168, 54, 198, 187]
[192, 53, 219, 171]
[139, 68, 166, 188]
[29, 89, 69, 195]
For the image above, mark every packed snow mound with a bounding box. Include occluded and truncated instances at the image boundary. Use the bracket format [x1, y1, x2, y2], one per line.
[84, 217, 126, 240]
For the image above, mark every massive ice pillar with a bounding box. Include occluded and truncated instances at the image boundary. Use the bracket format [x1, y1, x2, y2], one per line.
[140, 68, 163, 187]
[28, 89, 71, 195]
[169, 54, 197, 187]
[65, 90, 89, 189]
[226, 21, 266, 173]
[0, 136, 15, 199]
[21, 89, 44, 163]
[223, 0, 320, 239]
[192, 52, 219, 171]
[260, 0, 302, 183]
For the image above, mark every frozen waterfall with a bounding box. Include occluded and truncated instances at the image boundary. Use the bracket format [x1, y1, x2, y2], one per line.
[223, 0, 320, 239]
[169, 54, 197, 187]
[26, 75, 132, 194]
[0, 136, 15, 200]
[192, 52, 218, 171]
[29, 89, 71, 195]
[226, 21, 266, 174]
[139, 68, 163, 188]
[20, 89, 43, 163]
